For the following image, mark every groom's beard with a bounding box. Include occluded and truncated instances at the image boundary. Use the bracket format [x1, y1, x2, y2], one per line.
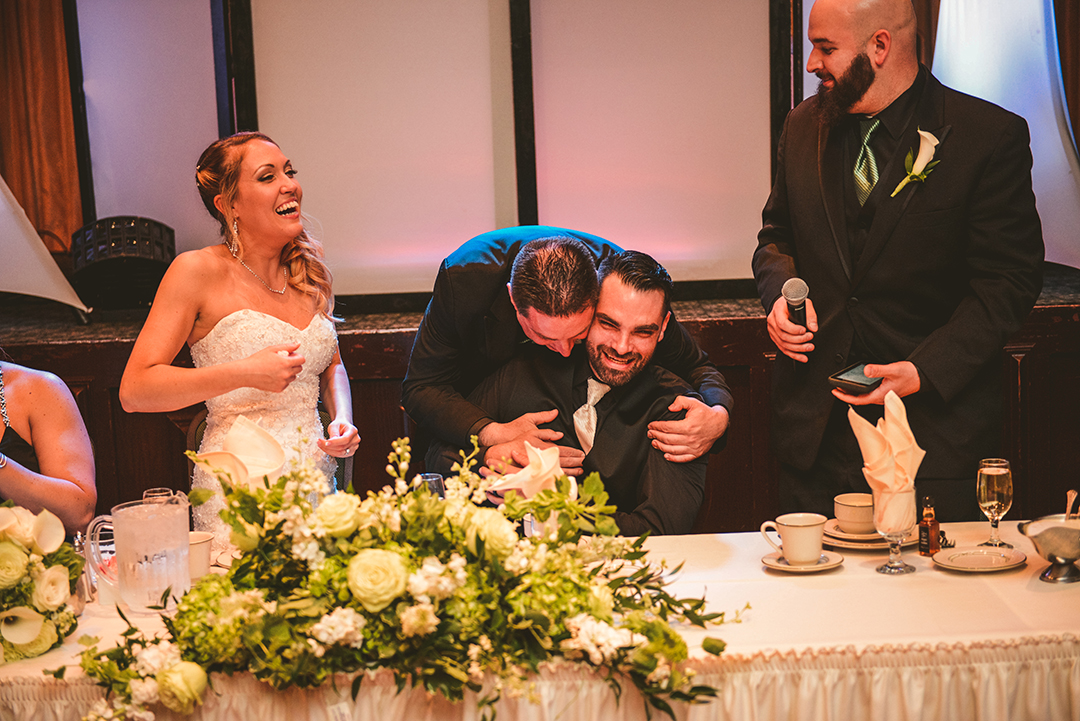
[816, 52, 876, 128]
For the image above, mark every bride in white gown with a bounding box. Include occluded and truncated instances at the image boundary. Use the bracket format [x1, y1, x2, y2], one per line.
[120, 132, 360, 553]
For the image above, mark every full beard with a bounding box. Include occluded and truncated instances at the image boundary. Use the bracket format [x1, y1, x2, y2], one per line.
[816, 52, 876, 128]
[587, 342, 649, 387]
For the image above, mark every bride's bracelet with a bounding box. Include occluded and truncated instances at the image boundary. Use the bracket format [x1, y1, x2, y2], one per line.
[0, 452, 7, 469]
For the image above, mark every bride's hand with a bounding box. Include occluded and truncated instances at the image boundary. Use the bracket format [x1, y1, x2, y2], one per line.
[319, 420, 360, 458]
[243, 343, 305, 392]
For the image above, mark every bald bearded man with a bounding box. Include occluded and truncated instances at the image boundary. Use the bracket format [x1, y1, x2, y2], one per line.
[753, 0, 1043, 519]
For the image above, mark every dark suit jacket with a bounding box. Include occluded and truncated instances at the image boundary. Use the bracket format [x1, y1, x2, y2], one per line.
[403, 225, 734, 450]
[753, 70, 1044, 480]
[428, 345, 708, 536]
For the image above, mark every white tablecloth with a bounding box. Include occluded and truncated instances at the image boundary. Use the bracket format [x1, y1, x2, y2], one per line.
[2, 523, 1077, 721]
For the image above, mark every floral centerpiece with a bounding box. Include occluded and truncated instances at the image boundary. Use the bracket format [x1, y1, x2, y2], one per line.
[0, 503, 84, 664]
[69, 438, 740, 721]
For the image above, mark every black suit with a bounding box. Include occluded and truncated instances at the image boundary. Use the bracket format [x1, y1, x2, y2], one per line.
[403, 225, 733, 452]
[753, 69, 1044, 520]
[428, 345, 707, 536]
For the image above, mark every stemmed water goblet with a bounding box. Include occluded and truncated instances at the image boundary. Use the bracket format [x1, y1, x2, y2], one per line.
[872, 488, 917, 574]
[977, 458, 1013, 548]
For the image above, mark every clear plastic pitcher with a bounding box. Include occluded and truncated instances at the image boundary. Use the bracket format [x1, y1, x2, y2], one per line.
[87, 491, 190, 612]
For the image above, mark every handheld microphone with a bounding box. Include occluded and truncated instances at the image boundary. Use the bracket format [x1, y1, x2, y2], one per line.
[782, 277, 809, 329]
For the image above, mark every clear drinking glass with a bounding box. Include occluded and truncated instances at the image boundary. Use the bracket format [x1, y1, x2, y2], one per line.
[977, 458, 1013, 548]
[872, 488, 917, 574]
[417, 473, 445, 499]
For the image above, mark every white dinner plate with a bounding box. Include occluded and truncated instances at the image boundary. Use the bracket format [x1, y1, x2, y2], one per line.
[824, 518, 879, 541]
[823, 531, 917, 551]
[932, 546, 1027, 573]
[762, 550, 844, 573]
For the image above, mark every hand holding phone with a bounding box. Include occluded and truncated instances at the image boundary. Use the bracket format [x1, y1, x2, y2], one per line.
[828, 363, 883, 395]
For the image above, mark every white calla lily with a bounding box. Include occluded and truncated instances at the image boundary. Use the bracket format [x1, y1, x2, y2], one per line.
[911, 129, 940, 175]
[891, 128, 942, 197]
[31, 508, 65, 555]
[487, 443, 573, 500]
[0, 607, 45, 645]
[192, 415, 285, 491]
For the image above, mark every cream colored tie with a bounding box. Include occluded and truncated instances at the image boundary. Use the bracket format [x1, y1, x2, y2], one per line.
[573, 378, 611, 455]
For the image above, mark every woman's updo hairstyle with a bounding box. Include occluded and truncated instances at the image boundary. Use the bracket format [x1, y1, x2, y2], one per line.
[195, 132, 337, 318]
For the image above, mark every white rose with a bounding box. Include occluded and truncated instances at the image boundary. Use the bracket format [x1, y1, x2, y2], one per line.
[0, 541, 29, 589]
[347, 549, 408, 613]
[230, 517, 263, 552]
[315, 493, 361, 537]
[0, 507, 36, 549]
[12, 618, 58, 659]
[156, 661, 208, 714]
[466, 508, 519, 560]
[32, 564, 71, 612]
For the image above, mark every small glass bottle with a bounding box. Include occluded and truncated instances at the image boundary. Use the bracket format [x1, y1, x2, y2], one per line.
[918, 495, 940, 556]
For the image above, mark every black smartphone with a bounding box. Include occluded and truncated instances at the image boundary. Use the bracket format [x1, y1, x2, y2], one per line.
[828, 363, 883, 395]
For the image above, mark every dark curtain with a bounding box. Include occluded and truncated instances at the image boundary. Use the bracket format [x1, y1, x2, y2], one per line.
[0, 0, 82, 252]
[913, 0, 941, 69]
[1056, 0, 1080, 150]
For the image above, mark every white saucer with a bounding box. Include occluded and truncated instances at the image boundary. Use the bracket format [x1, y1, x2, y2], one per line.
[762, 550, 844, 573]
[823, 518, 879, 541]
[932, 546, 1027, 573]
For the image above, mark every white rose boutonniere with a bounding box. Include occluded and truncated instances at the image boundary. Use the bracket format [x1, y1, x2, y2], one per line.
[891, 128, 941, 197]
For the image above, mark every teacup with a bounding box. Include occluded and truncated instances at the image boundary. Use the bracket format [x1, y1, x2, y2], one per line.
[761, 513, 827, 565]
[835, 493, 875, 534]
[189, 531, 214, 580]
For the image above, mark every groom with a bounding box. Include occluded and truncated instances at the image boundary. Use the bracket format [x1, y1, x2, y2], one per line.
[428, 251, 707, 536]
[753, 0, 1044, 519]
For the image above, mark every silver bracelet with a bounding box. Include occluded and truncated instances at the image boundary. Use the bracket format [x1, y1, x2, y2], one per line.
[0, 452, 7, 469]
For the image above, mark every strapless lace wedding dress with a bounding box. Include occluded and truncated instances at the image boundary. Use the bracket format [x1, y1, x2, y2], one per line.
[190, 309, 339, 553]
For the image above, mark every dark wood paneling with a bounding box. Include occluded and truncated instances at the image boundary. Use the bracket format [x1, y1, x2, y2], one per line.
[6, 304, 1078, 532]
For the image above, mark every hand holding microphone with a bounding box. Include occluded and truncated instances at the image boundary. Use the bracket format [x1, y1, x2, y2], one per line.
[782, 278, 809, 329]
[767, 278, 817, 363]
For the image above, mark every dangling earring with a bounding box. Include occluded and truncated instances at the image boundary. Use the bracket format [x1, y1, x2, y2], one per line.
[225, 219, 240, 256]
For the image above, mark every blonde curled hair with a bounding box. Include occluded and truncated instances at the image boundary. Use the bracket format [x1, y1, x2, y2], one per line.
[195, 131, 337, 318]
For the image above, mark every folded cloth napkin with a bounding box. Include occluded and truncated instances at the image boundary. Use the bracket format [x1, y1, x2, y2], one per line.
[487, 442, 576, 501]
[193, 415, 285, 491]
[848, 391, 924, 533]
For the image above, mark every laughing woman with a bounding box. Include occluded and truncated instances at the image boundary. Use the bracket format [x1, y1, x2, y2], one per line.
[120, 132, 360, 553]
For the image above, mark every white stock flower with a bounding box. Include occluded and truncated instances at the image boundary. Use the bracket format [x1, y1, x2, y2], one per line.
[309, 606, 366, 649]
[400, 602, 439, 638]
[129, 676, 160, 706]
[560, 615, 646, 665]
[134, 641, 182, 677]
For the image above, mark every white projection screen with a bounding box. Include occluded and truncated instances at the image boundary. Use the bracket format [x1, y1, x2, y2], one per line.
[252, 1, 771, 295]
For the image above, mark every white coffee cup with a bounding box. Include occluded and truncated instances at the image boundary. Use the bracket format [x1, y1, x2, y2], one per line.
[834, 493, 875, 534]
[761, 513, 827, 565]
[189, 532, 214, 580]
